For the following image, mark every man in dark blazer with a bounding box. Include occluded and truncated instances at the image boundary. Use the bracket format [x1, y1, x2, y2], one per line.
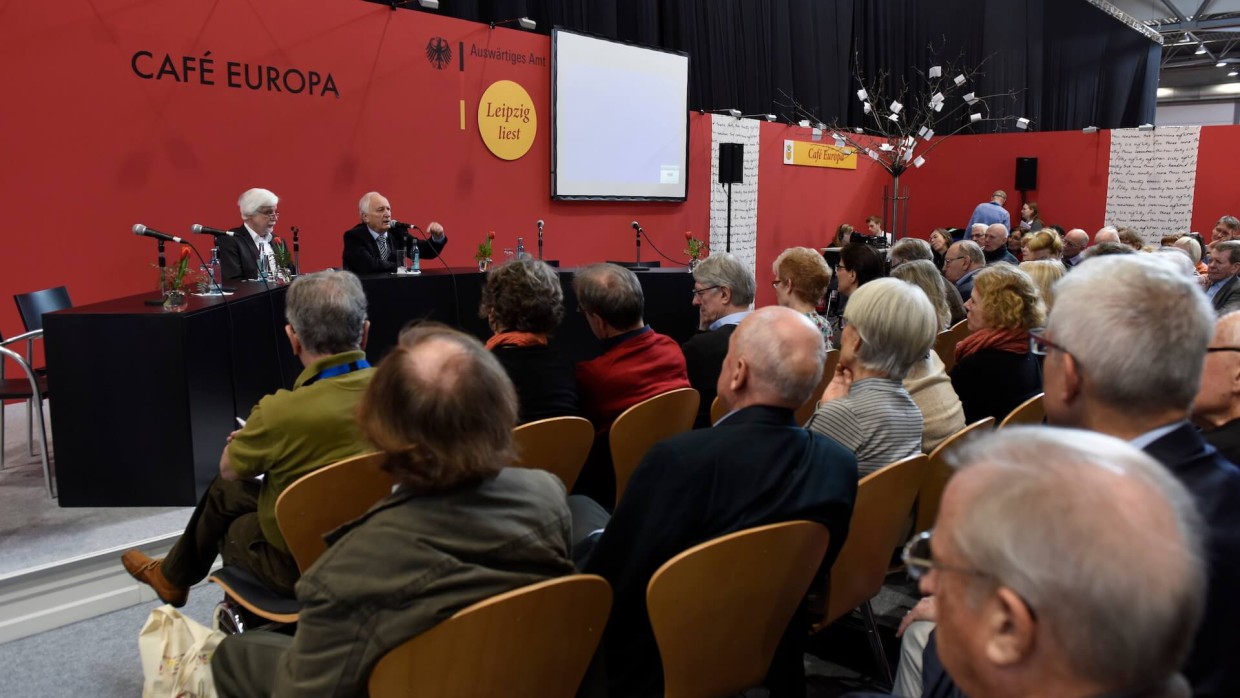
[681, 252, 754, 427]
[1194, 311, 1240, 464]
[576, 306, 858, 697]
[341, 191, 446, 274]
[217, 188, 282, 281]
[1042, 255, 1240, 698]
[1205, 240, 1240, 316]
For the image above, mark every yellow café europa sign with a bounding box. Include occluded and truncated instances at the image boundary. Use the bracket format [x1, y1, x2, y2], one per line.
[783, 140, 857, 170]
[478, 80, 537, 161]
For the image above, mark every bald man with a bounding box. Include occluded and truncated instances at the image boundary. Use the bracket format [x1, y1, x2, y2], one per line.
[1062, 228, 1089, 268]
[1194, 311, 1240, 465]
[578, 306, 858, 698]
[980, 222, 1018, 265]
[1094, 226, 1120, 245]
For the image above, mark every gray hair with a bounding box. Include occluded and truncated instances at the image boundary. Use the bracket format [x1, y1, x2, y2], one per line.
[1219, 215, 1240, 233]
[572, 263, 645, 329]
[1153, 247, 1197, 278]
[891, 260, 951, 330]
[358, 191, 384, 216]
[1050, 255, 1214, 414]
[734, 307, 825, 406]
[843, 277, 938, 379]
[285, 270, 369, 355]
[693, 253, 756, 306]
[1213, 239, 1240, 264]
[955, 240, 985, 265]
[1172, 236, 1202, 265]
[946, 426, 1204, 691]
[237, 188, 278, 217]
[889, 238, 934, 268]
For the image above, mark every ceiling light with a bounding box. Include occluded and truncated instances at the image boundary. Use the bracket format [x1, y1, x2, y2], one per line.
[1196, 44, 1207, 54]
[1230, 71, 1238, 77]
[1218, 61, 1228, 68]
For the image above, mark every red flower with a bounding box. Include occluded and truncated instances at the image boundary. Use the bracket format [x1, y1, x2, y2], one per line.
[179, 246, 191, 262]
[273, 237, 286, 249]
[684, 231, 693, 240]
[487, 230, 496, 240]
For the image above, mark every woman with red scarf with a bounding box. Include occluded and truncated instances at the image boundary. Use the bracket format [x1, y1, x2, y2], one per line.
[950, 264, 1045, 423]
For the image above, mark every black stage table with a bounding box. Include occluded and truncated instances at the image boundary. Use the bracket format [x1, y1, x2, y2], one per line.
[43, 267, 698, 506]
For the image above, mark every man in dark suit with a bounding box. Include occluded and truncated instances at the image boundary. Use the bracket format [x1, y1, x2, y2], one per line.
[1204, 240, 1240, 316]
[1194, 311, 1240, 464]
[217, 188, 282, 281]
[1041, 255, 1240, 698]
[681, 252, 754, 427]
[341, 191, 446, 274]
[575, 306, 858, 697]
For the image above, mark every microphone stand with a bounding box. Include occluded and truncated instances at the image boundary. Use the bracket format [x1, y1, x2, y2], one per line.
[632, 226, 649, 272]
[144, 240, 168, 306]
[538, 227, 544, 261]
[291, 226, 301, 275]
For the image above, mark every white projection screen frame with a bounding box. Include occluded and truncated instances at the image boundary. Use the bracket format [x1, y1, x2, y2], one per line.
[551, 29, 690, 201]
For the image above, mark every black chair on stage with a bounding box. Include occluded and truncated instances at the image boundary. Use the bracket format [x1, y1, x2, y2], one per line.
[10, 286, 70, 469]
[0, 331, 54, 496]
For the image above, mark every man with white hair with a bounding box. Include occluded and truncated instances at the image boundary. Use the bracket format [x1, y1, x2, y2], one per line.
[966, 189, 1010, 232]
[1093, 226, 1120, 245]
[1061, 228, 1089, 269]
[980, 223, 1018, 265]
[1039, 254, 1240, 696]
[342, 191, 447, 274]
[578, 306, 858, 697]
[968, 223, 987, 245]
[682, 252, 755, 427]
[1193, 311, 1240, 465]
[942, 240, 984, 302]
[896, 427, 1205, 698]
[218, 188, 283, 281]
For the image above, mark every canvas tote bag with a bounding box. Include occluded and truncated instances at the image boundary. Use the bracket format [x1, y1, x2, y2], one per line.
[138, 604, 225, 698]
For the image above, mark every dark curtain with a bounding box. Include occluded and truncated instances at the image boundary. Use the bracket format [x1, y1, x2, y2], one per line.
[373, 0, 1158, 130]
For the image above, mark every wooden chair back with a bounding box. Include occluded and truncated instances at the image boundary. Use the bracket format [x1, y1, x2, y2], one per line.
[275, 452, 395, 572]
[610, 388, 699, 505]
[812, 454, 929, 631]
[934, 319, 970, 373]
[648, 521, 831, 698]
[512, 416, 594, 490]
[999, 392, 1045, 428]
[709, 396, 726, 425]
[368, 575, 612, 698]
[794, 349, 841, 426]
[913, 417, 995, 533]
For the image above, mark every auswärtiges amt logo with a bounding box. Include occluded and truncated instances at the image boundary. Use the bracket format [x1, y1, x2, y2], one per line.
[426, 38, 452, 70]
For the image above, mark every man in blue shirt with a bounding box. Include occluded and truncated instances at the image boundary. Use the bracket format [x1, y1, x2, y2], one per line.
[1204, 240, 1240, 316]
[965, 190, 1010, 233]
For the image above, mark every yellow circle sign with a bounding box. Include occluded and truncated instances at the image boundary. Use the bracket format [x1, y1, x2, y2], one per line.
[478, 80, 537, 161]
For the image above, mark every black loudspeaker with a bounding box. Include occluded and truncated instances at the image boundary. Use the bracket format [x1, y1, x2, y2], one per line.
[1015, 157, 1038, 191]
[719, 143, 744, 184]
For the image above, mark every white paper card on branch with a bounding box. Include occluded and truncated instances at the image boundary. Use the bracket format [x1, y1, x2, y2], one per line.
[914, 156, 926, 168]
[933, 102, 943, 113]
[863, 102, 872, 114]
[954, 74, 966, 86]
[889, 101, 903, 114]
[867, 149, 879, 160]
[879, 143, 894, 151]
[798, 119, 810, 128]
[918, 126, 929, 138]
[888, 113, 900, 122]
[1105, 126, 1201, 243]
[929, 66, 942, 78]
[969, 113, 982, 122]
[922, 128, 935, 140]
[963, 92, 975, 102]
[856, 89, 868, 101]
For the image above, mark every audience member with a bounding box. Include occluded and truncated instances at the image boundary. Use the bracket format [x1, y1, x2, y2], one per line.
[864, 215, 892, 247]
[342, 191, 446, 274]
[928, 228, 951, 267]
[1018, 259, 1066, 314]
[1118, 226, 1145, 251]
[682, 253, 755, 427]
[1061, 228, 1089, 268]
[890, 264, 967, 452]
[1041, 254, 1240, 696]
[1175, 235, 1208, 275]
[969, 223, 987, 244]
[1156, 246, 1199, 278]
[218, 188, 282, 281]
[831, 223, 855, 248]
[889, 237, 933, 270]
[1017, 201, 1043, 232]
[966, 189, 1010, 232]
[889, 427, 1206, 698]
[1094, 226, 1120, 245]
[807, 278, 933, 475]
[1193, 311, 1240, 465]
[772, 246, 834, 346]
[211, 324, 574, 698]
[836, 242, 886, 310]
[122, 271, 376, 604]
[479, 258, 578, 423]
[951, 264, 1044, 423]
[1204, 240, 1240, 316]
[981, 223, 1018, 265]
[1082, 240, 1135, 259]
[1023, 228, 1063, 261]
[891, 260, 950, 330]
[1213, 215, 1239, 245]
[1006, 227, 1024, 258]
[942, 240, 984, 302]
[578, 306, 858, 697]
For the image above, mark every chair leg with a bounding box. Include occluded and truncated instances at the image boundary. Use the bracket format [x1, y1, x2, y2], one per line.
[0, 400, 6, 471]
[26, 397, 36, 456]
[861, 600, 894, 688]
[30, 394, 54, 498]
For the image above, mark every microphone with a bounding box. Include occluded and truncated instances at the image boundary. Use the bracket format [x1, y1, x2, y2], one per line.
[191, 224, 234, 236]
[631, 221, 647, 270]
[389, 220, 419, 231]
[537, 219, 544, 260]
[133, 224, 185, 244]
[631, 220, 643, 234]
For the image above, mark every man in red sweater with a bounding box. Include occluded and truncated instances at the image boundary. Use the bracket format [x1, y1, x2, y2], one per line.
[572, 263, 690, 507]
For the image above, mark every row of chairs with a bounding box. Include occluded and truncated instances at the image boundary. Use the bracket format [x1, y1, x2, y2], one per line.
[1, 285, 71, 497]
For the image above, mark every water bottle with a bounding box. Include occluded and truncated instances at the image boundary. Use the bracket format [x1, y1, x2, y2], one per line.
[411, 242, 421, 274]
[208, 247, 222, 294]
[516, 237, 526, 260]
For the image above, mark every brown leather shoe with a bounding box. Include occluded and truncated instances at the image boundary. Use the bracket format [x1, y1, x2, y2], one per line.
[121, 550, 189, 608]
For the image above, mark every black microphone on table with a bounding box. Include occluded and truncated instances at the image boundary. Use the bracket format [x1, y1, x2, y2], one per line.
[537, 219, 544, 260]
[631, 220, 647, 270]
[132, 224, 186, 244]
[190, 224, 234, 237]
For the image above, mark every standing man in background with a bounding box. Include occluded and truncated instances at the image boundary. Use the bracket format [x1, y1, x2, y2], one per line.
[342, 191, 447, 274]
[218, 188, 280, 281]
[966, 190, 1010, 233]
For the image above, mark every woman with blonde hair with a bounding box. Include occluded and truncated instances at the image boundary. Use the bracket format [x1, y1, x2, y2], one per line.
[951, 265, 1045, 423]
[772, 246, 834, 347]
[1024, 229, 1064, 261]
[1019, 259, 1067, 314]
[891, 260, 964, 330]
